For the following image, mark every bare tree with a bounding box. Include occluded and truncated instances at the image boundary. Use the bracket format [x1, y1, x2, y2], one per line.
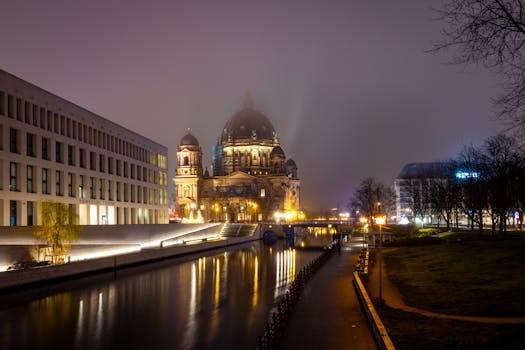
[350, 177, 386, 221]
[457, 145, 489, 234]
[426, 162, 462, 230]
[434, 0, 525, 130]
[482, 134, 523, 233]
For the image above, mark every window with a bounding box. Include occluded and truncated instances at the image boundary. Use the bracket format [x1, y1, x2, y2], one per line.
[0, 91, 5, 115]
[24, 101, 30, 123]
[42, 137, 50, 160]
[68, 173, 74, 197]
[54, 113, 59, 133]
[42, 168, 49, 194]
[99, 154, 105, 172]
[116, 160, 121, 176]
[124, 183, 128, 202]
[15, 98, 22, 121]
[108, 157, 113, 174]
[116, 182, 121, 201]
[40, 108, 45, 129]
[27, 165, 34, 193]
[137, 166, 142, 181]
[10, 200, 17, 226]
[27, 201, 34, 226]
[108, 180, 113, 200]
[183, 156, 189, 166]
[68, 145, 75, 166]
[60, 115, 65, 135]
[27, 133, 35, 157]
[99, 178, 105, 199]
[47, 111, 52, 131]
[56, 171, 63, 196]
[56, 141, 63, 163]
[79, 148, 86, 168]
[10, 162, 18, 191]
[32, 105, 39, 126]
[90, 151, 96, 170]
[90, 177, 95, 199]
[9, 128, 19, 153]
[79, 175, 85, 199]
[67, 118, 71, 137]
[131, 164, 135, 179]
[124, 161, 128, 178]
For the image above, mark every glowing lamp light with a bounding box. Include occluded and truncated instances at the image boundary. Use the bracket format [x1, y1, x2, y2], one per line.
[359, 216, 368, 224]
[375, 216, 386, 225]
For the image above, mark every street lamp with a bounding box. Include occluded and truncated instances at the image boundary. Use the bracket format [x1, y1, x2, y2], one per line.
[375, 215, 386, 307]
[359, 216, 368, 249]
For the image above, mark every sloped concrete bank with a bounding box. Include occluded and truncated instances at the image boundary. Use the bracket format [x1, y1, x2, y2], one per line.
[0, 235, 259, 292]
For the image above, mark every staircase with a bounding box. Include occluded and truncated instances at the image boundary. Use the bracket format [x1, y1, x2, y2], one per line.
[220, 223, 258, 237]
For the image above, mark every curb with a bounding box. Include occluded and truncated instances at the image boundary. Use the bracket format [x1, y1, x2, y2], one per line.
[353, 271, 396, 350]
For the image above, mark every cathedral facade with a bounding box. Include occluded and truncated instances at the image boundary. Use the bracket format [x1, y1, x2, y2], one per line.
[174, 98, 300, 222]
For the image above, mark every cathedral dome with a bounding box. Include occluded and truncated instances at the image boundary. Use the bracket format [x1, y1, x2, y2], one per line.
[180, 131, 199, 146]
[220, 97, 276, 144]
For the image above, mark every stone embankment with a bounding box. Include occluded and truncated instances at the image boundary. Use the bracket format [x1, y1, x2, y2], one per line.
[0, 224, 260, 291]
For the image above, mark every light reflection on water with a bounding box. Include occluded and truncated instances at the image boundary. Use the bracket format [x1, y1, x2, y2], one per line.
[0, 241, 320, 350]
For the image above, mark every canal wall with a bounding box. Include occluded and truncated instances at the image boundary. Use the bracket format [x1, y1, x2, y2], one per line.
[0, 233, 260, 291]
[353, 271, 396, 350]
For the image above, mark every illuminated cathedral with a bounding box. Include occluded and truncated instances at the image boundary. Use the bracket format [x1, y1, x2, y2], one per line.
[174, 97, 300, 222]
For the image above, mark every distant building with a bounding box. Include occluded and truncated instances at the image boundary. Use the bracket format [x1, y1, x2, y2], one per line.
[0, 70, 169, 226]
[174, 97, 300, 222]
[394, 162, 451, 224]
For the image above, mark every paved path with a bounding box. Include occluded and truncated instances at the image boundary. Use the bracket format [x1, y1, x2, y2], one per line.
[368, 248, 525, 324]
[279, 239, 377, 350]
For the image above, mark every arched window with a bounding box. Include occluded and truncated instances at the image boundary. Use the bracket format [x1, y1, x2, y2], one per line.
[183, 156, 189, 166]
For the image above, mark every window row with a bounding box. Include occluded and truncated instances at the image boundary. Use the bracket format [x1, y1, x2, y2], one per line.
[0, 90, 166, 167]
[6, 162, 168, 205]
[3, 126, 167, 184]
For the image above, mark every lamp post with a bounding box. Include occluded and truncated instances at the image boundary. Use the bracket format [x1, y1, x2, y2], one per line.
[375, 216, 386, 307]
[359, 216, 368, 249]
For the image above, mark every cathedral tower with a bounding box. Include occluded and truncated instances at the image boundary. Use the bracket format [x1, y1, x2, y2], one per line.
[174, 130, 202, 219]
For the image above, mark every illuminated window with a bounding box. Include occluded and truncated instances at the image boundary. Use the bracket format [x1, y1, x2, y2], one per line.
[27, 165, 34, 193]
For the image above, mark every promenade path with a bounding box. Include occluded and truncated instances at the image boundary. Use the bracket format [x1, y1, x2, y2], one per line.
[368, 249, 525, 325]
[279, 239, 377, 350]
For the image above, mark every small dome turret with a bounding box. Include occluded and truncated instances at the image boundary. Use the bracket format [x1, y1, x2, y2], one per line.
[270, 146, 285, 158]
[180, 131, 199, 146]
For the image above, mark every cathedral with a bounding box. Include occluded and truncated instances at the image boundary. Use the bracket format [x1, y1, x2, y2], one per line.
[174, 97, 300, 222]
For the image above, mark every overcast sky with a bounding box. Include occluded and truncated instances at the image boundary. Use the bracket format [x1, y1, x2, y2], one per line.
[1, 0, 502, 211]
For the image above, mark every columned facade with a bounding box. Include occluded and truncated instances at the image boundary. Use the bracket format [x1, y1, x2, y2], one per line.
[0, 69, 169, 226]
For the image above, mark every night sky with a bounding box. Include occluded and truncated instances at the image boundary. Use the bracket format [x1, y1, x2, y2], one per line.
[0, 0, 502, 212]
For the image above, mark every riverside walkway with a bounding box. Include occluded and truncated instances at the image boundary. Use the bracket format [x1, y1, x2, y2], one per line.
[279, 239, 377, 350]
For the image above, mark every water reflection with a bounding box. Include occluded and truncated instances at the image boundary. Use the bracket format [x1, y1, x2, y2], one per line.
[0, 241, 320, 350]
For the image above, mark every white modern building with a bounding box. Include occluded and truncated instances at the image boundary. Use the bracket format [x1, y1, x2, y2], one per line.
[0, 69, 168, 226]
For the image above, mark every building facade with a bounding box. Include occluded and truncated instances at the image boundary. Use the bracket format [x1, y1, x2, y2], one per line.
[0, 70, 169, 226]
[174, 98, 300, 222]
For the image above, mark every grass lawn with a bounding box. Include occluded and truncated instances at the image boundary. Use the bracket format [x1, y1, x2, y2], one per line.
[384, 234, 525, 316]
[379, 306, 525, 350]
